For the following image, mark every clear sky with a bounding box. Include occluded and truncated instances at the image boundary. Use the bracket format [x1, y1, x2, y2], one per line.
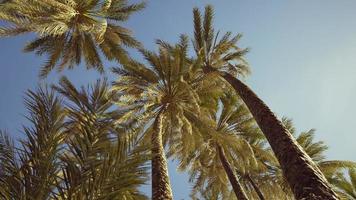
[1, 1, 356, 199]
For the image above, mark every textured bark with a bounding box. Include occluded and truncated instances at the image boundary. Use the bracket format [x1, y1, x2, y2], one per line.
[217, 145, 249, 200]
[222, 72, 338, 200]
[151, 113, 173, 200]
[245, 174, 265, 200]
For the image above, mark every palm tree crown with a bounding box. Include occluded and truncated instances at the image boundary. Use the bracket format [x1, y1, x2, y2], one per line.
[192, 5, 250, 78]
[0, 0, 144, 77]
[112, 36, 205, 146]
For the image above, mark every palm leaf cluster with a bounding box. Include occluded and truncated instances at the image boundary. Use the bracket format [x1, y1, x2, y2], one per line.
[332, 169, 356, 199]
[0, 78, 149, 200]
[1, 2, 356, 200]
[0, 0, 144, 77]
[0, 88, 65, 199]
[192, 5, 250, 78]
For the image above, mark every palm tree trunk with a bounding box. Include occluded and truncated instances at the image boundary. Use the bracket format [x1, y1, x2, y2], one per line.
[151, 112, 173, 200]
[217, 145, 249, 200]
[245, 174, 265, 200]
[221, 72, 338, 200]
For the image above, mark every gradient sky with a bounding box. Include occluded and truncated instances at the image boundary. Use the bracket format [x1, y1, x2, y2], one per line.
[1, 1, 356, 199]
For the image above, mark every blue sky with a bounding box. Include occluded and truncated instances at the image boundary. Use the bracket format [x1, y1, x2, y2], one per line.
[1, 1, 356, 199]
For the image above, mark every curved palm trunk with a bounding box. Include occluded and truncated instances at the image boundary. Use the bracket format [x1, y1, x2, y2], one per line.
[245, 174, 265, 200]
[217, 145, 249, 200]
[221, 72, 338, 200]
[151, 112, 173, 200]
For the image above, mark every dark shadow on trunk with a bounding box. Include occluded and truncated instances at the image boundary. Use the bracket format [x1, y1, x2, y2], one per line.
[221, 72, 338, 200]
[151, 112, 173, 200]
[217, 145, 249, 200]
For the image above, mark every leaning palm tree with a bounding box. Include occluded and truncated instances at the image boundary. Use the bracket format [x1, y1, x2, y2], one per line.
[53, 77, 149, 199]
[111, 36, 218, 200]
[190, 5, 338, 199]
[0, 0, 144, 77]
[157, 35, 290, 200]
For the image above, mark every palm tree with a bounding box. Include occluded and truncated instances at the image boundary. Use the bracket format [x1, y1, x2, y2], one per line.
[112, 36, 210, 200]
[0, 0, 144, 77]
[155, 35, 291, 200]
[190, 5, 338, 199]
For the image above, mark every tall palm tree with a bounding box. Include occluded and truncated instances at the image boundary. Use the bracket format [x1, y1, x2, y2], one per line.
[190, 5, 338, 199]
[0, 0, 144, 77]
[157, 36, 290, 200]
[112, 36, 209, 200]
[156, 35, 291, 200]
